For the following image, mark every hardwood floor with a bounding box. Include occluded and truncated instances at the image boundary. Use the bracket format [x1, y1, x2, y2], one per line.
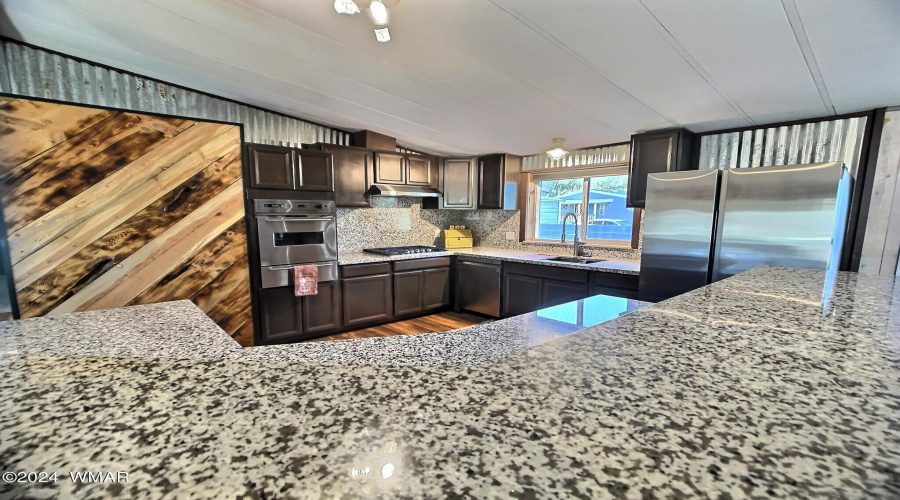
[306, 311, 488, 342]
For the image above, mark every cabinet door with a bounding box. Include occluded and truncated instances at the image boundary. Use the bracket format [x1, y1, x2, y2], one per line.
[342, 274, 393, 326]
[248, 144, 295, 189]
[541, 279, 589, 309]
[258, 287, 303, 343]
[326, 146, 372, 207]
[627, 130, 677, 208]
[501, 273, 542, 317]
[422, 267, 451, 310]
[478, 154, 504, 209]
[441, 158, 477, 209]
[456, 260, 501, 317]
[301, 280, 342, 335]
[295, 150, 334, 191]
[406, 156, 432, 186]
[374, 152, 406, 184]
[393, 270, 424, 316]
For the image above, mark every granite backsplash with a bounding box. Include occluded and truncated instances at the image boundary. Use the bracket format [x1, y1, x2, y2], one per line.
[336, 198, 642, 260]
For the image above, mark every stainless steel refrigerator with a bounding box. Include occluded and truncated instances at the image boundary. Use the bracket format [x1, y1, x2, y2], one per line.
[638, 162, 851, 302]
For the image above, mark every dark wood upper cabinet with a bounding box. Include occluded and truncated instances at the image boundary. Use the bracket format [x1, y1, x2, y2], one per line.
[374, 152, 406, 184]
[316, 144, 372, 207]
[295, 150, 334, 191]
[248, 143, 336, 193]
[478, 154, 505, 209]
[627, 128, 695, 208]
[248, 144, 295, 190]
[406, 156, 432, 186]
[439, 158, 477, 209]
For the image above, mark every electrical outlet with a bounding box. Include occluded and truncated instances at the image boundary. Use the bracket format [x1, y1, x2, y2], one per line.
[505, 231, 516, 240]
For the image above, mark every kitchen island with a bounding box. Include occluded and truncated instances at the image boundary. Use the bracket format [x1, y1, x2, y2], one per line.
[2, 267, 899, 498]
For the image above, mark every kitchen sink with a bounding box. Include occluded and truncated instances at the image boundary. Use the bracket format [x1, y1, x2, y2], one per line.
[545, 256, 606, 264]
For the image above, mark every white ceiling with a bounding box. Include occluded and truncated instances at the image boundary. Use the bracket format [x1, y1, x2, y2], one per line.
[1, 0, 898, 156]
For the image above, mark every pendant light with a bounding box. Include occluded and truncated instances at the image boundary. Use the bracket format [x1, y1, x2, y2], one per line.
[546, 138, 569, 161]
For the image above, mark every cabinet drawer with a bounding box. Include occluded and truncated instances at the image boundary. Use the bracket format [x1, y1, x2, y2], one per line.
[341, 262, 391, 278]
[504, 262, 588, 283]
[393, 257, 450, 271]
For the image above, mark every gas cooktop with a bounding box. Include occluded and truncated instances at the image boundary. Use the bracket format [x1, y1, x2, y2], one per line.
[363, 246, 446, 256]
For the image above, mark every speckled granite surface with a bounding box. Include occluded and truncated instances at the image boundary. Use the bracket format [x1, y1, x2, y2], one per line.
[338, 250, 454, 266]
[452, 247, 640, 274]
[2, 267, 900, 498]
[0, 300, 241, 360]
[339, 247, 640, 274]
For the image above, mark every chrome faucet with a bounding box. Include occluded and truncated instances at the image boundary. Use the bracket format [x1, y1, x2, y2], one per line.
[560, 212, 585, 257]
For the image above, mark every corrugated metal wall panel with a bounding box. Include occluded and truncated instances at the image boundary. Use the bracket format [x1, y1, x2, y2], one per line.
[0, 40, 348, 147]
[698, 115, 868, 177]
[522, 143, 630, 171]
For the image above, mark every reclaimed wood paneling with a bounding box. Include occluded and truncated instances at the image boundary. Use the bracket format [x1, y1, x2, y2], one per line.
[0, 97, 254, 345]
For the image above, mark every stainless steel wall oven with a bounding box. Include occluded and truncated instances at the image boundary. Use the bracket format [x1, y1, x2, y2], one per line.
[253, 198, 338, 288]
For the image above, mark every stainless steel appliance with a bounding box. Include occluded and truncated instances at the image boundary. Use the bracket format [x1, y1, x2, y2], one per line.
[362, 245, 445, 255]
[639, 162, 851, 302]
[254, 198, 338, 288]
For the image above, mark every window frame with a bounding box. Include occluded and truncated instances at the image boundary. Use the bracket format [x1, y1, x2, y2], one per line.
[524, 164, 640, 249]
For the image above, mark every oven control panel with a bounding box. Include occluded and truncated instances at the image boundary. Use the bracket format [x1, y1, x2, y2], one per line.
[253, 199, 334, 215]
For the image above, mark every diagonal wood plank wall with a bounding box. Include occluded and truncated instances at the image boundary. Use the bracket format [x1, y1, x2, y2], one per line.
[0, 96, 254, 346]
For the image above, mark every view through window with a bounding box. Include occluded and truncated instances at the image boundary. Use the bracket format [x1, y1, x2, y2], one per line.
[533, 173, 634, 244]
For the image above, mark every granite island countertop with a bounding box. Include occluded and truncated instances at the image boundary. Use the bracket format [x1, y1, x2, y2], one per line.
[2, 267, 900, 498]
[338, 246, 640, 275]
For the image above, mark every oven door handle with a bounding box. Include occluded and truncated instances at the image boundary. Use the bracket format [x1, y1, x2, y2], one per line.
[263, 216, 334, 222]
[266, 265, 297, 271]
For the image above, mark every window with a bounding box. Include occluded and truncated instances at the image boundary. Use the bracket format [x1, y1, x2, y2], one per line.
[527, 167, 638, 248]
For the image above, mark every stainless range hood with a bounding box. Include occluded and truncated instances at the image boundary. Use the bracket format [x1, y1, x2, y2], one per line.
[366, 184, 442, 198]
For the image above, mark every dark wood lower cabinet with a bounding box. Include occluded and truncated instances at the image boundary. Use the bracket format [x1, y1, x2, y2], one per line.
[301, 280, 342, 335]
[342, 273, 393, 327]
[256, 257, 637, 344]
[394, 270, 425, 316]
[422, 267, 451, 310]
[258, 287, 303, 343]
[501, 273, 542, 317]
[500, 262, 636, 317]
[394, 266, 450, 316]
[541, 279, 589, 308]
[590, 272, 640, 300]
[259, 282, 343, 343]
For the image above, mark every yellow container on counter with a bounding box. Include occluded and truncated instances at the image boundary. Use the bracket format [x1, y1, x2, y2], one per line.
[439, 228, 473, 248]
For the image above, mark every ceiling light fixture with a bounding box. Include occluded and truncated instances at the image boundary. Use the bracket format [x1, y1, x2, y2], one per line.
[368, 0, 390, 26]
[374, 27, 391, 43]
[334, 0, 360, 15]
[546, 138, 569, 161]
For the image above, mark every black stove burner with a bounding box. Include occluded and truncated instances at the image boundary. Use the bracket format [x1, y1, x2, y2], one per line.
[363, 246, 445, 256]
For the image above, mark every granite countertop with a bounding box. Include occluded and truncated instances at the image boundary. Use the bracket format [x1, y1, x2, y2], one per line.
[338, 247, 640, 275]
[3, 266, 900, 498]
[0, 295, 650, 367]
